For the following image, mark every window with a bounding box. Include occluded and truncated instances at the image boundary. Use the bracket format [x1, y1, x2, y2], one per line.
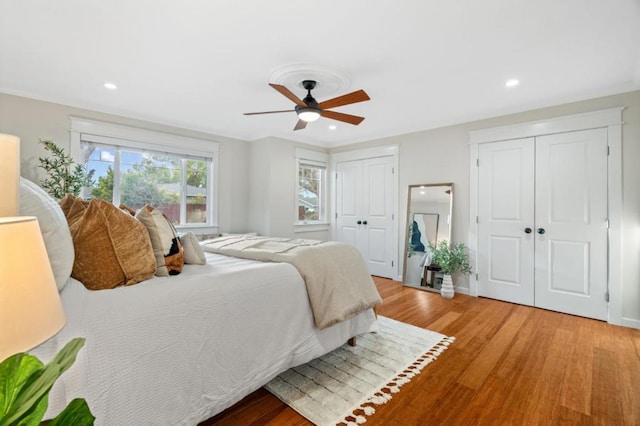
[70, 118, 218, 232]
[296, 149, 328, 225]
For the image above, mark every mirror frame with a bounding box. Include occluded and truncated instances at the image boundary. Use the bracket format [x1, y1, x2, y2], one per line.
[402, 182, 453, 288]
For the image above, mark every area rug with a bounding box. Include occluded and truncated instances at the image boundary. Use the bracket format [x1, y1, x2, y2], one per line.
[264, 316, 454, 426]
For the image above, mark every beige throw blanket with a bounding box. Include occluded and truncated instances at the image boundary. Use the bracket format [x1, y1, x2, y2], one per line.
[201, 235, 382, 329]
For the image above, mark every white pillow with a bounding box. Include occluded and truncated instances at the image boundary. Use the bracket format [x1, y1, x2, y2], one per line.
[180, 232, 206, 265]
[19, 177, 74, 292]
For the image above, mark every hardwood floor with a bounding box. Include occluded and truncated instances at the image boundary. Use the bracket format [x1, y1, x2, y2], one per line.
[203, 277, 640, 425]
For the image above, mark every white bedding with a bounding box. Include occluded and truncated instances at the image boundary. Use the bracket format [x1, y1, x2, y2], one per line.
[30, 252, 378, 425]
[201, 235, 383, 329]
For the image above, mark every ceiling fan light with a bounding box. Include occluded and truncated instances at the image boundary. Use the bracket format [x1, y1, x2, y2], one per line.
[297, 107, 321, 122]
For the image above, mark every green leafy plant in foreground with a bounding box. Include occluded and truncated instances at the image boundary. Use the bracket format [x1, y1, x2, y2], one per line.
[38, 140, 95, 199]
[428, 240, 472, 276]
[0, 338, 94, 426]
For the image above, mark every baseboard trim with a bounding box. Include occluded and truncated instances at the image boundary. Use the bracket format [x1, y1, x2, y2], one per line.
[454, 286, 470, 296]
[621, 317, 640, 329]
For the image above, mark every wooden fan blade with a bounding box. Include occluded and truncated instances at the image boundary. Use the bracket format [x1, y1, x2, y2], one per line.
[243, 109, 294, 115]
[321, 110, 365, 126]
[293, 119, 307, 131]
[317, 89, 370, 110]
[269, 83, 305, 106]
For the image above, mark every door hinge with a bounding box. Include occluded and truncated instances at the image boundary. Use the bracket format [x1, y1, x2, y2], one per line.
[335, 172, 338, 179]
[607, 146, 610, 156]
[391, 260, 394, 267]
[477, 158, 479, 166]
[605, 219, 610, 229]
[476, 216, 479, 224]
[475, 273, 479, 281]
[392, 167, 395, 174]
[606, 291, 610, 302]
[335, 212, 338, 219]
[392, 213, 394, 220]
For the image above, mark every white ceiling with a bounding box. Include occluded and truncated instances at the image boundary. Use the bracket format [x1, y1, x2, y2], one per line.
[1, 1, 639, 148]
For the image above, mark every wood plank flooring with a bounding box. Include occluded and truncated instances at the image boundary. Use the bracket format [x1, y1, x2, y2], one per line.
[202, 277, 640, 425]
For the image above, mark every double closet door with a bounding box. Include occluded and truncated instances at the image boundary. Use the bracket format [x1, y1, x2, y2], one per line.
[477, 128, 608, 320]
[335, 156, 395, 278]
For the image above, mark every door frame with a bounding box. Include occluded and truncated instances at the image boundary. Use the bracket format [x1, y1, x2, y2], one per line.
[331, 145, 399, 279]
[468, 107, 624, 325]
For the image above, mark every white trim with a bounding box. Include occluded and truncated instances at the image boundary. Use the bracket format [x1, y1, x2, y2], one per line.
[69, 116, 220, 228]
[468, 107, 624, 144]
[621, 317, 640, 330]
[468, 107, 624, 326]
[293, 222, 331, 234]
[331, 144, 399, 163]
[70, 116, 220, 154]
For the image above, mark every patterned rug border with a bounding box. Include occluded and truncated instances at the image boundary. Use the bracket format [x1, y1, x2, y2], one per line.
[266, 316, 455, 426]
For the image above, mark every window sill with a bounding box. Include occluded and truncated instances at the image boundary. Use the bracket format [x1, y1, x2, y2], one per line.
[175, 225, 219, 239]
[293, 222, 330, 233]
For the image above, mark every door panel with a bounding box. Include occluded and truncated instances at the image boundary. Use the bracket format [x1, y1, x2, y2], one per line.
[478, 138, 535, 305]
[362, 157, 395, 277]
[534, 128, 608, 320]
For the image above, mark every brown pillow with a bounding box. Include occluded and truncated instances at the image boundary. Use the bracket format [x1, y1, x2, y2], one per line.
[136, 205, 184, 276]
[63, 196, 156, 290]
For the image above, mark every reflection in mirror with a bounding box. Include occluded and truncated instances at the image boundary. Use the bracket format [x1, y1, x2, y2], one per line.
[403, 183, 453, 292]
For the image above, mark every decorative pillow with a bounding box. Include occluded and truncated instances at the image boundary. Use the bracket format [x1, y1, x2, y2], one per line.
[63, 196, 156, 290]
[136, 205, 184, 276]
[19, 178, 74, 292]
[180, 232, 206, 265]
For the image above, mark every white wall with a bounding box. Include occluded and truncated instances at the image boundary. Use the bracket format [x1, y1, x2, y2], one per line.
[247, 137, 330, 240]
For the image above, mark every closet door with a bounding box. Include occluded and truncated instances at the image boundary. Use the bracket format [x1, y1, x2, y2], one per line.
[477, 138, 535, 305]
[534, 128, 608, 320]
[336, 157, 395, 278]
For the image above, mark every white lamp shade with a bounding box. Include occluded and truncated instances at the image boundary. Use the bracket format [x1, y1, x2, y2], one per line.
[0, 217, 66, 361]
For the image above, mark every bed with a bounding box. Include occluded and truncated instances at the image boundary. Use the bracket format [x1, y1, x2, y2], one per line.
[19, 178, 381, 425]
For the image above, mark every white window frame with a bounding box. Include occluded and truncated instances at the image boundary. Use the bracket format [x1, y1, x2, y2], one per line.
[294, 148, 329, 233]
[69, 117, 219, 235]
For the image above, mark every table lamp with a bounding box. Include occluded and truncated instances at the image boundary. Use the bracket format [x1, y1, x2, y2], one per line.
[0, 216, 66, 361]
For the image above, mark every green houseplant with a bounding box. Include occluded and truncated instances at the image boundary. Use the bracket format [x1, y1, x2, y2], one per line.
[0, 338, 94, 426]
[428, 240, 472, 298]
[38, 140, 94, 200]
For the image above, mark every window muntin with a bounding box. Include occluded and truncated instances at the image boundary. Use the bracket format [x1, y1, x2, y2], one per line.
[82, 142, 212, 227]
[298, 163, 324, 221]
[295, 148, 328, 225]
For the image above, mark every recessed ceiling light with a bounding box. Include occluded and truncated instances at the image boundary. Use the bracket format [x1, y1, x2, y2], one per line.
[329, 125, 337, 130]
[505, 79, 519, 88]
[104, 82, 118, 90]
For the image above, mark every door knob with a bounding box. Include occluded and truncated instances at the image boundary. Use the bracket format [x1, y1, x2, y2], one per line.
[357, 220, 362, 225]
[362, 220, 368, 225]
[524, 227, 532, 234]
[537, 228, 545, 235]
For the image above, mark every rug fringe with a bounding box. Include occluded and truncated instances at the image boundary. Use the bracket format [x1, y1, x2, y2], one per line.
[340, 335, 456, 425]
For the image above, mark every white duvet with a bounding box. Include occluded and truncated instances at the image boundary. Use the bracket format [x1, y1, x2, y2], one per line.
[30, 253, 378, 425]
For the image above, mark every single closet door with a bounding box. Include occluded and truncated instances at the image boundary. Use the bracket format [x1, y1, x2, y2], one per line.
[534, 128, 608, 320]
[477, 138, 535, 306]
[477, 128, 609, 320]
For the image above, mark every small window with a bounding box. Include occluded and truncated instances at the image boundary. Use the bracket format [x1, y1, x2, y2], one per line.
[296, 149, 328, 224]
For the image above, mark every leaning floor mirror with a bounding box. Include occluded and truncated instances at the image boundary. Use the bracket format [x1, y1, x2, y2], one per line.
[403, 183, 453, 292]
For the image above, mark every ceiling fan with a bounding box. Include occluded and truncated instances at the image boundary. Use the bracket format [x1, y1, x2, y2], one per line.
[244, 80, 370, 131]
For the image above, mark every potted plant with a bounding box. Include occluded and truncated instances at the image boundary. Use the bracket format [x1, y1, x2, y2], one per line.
[38, 140, 94, 199]
[428, 240, 472, 298]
